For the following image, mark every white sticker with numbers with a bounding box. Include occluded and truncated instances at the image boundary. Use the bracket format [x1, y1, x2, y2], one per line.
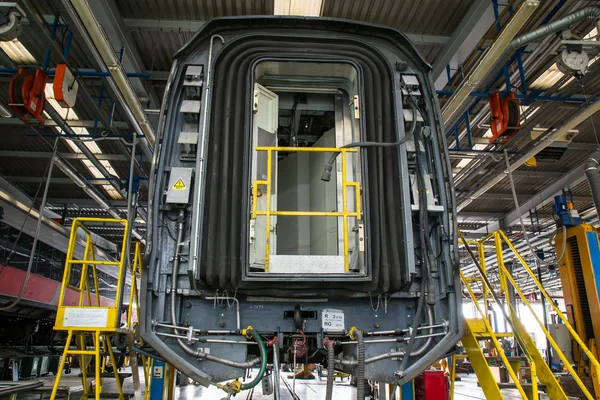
[322, 309, 345, 331]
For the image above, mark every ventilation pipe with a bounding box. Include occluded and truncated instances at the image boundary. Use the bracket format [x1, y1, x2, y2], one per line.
[53, 156, 145, 243]
[442, 0, 540, 127]
[61, 0, 155, 162]
[585, 150, 600, 218]
[458, 91, 600, 211]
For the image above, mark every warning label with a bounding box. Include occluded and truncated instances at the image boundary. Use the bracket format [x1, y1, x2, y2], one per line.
[173, 178, 186, 190]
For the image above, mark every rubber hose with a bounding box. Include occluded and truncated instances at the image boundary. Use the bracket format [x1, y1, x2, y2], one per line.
[325, 339, 335, 400]
[321, 98, 419, 181]
[241, 330, 267, 391]
[356, 330, 365, 400]
[400, 129, 429, 371]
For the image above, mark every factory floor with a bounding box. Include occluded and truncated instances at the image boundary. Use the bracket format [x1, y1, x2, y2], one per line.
[10, 370, 560, 399]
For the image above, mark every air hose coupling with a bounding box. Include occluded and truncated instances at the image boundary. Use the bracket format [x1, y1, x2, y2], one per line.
[348, 326, 358, 340]
[242, 325, 253, 339]
[217, 380, 242, 395]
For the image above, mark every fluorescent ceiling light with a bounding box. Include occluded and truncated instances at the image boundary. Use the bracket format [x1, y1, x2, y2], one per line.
[274, 0, 323, 16]
[0, 39, 36, 64]
[44, 83, 122, 200]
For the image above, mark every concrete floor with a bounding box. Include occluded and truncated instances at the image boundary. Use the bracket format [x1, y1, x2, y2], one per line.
[10, 369, 561, 399]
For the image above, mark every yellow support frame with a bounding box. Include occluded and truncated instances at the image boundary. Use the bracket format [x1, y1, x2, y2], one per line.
[51, 218, 133, 400]
[458, 228, 600, 400]
[251, 146, 361, 272]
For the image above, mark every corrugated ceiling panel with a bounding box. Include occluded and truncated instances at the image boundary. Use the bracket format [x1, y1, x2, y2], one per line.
[116, 0, 274, 19]
[321, 0, 473, 36]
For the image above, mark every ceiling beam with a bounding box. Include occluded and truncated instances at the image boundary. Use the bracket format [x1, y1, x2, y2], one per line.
[0, 117, 129, 129]
[457, 211, 505, 220]
[509, 170, 568, 179]
[0, 151, 129, 162]
[473, 163, 588, 235]
[47, 198, 147, 208]
[86, 0, 161, 108]
[432, 0, 490, 80]
[7, 177, 130, 186]
[0, 177, 120, 267]
[122, 18, 450, 45]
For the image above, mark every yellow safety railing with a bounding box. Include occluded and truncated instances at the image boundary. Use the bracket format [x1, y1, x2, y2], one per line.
[460, 269, 535, 399]
[251, 146, 361, 272]
[51, 217, 131, 400]
[493, 230, 600, 400]
[460, 230, 600, 400]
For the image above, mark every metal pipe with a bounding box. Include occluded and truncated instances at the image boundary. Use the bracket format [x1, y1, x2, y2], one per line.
[584, 150, 600, 218]
[338, 351, 406, 367]
[62, 0, 155, 162]
[273, 339, 281, 400]
[365, 323, 447, 336]
[191, 34, 224, 278]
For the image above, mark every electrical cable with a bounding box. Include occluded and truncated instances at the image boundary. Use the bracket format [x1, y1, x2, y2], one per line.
[321, 96, 419, 182]
[503, 150, 567, 267]
[0, 137, 60, 311]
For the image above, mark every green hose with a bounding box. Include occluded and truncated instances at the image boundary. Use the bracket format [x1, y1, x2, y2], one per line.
[241, 330, 267, 391]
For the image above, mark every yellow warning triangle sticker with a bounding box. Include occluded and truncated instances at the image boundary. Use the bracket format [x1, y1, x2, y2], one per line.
[173, 178, 186, 190]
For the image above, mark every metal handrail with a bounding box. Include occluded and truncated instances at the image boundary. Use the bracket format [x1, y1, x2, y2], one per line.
[460, 270, 533, 399]
[251, 146, 361, 272]
[497, 230, 600, 399]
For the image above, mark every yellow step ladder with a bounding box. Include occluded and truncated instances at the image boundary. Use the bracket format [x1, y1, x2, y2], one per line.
[50, 218, 135, 400]
[454, 230, 600, 400]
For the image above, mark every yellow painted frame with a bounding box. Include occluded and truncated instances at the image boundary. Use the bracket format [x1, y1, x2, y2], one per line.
[251, 146, 361, 272]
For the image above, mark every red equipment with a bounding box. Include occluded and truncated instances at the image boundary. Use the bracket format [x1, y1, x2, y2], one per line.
[9, 67, 47, 125]
[489, 91, 520, 144]
[415, 370, 449, 400]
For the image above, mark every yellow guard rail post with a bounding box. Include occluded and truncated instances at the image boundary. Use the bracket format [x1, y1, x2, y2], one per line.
[50, 217, 131, 400]
[252, 146, 361, 272]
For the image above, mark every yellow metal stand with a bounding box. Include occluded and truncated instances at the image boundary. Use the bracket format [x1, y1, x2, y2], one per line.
[456, 230, 600, 400]
[50, 218, 133, 400]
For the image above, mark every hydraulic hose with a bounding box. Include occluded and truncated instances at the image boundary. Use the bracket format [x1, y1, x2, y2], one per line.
[240, 329, 267, 391]
[356, 330, 365, 400]
[325, 339, 335, 400]
[321, 97, 419, 182]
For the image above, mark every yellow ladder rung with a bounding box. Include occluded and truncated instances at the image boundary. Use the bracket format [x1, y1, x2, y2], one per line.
[66, 350, 96, 355]
[66, 260, 121, 265]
